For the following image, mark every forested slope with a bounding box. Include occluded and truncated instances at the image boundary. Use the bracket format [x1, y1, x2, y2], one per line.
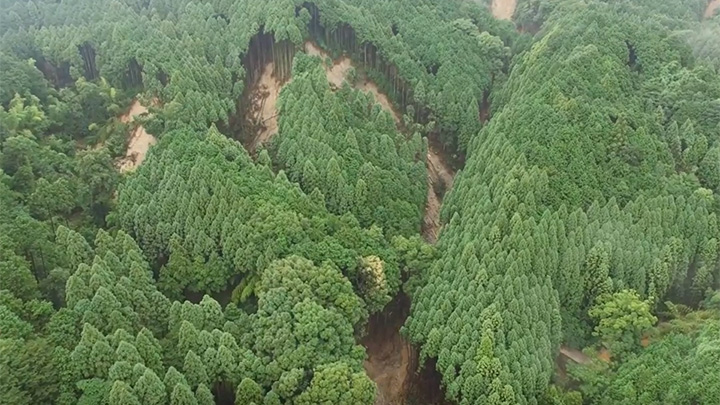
[271, 54, 427, 237]
[2, 0, 720, 404]
[406, 0, 720, 403]
[0, 0, 505, 403]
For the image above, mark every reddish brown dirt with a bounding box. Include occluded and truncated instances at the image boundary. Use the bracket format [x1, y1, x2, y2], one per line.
[305, 41, 352, 89]
[554, 346, 592, 388]
[407, 358, 450, 405]
[246, 43, 398, 153]
[706, 0, 720, 19]
[246, 62, 288, 152]
[492, 0, 517, 20]
[640, 335, 650, 347]
[357, 79, 401, 125]
[118, 99, 156, 172]
[597, 348, 611, 363]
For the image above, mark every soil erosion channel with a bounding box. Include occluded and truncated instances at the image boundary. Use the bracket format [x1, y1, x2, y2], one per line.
[424, 138, 455, 244]
[245, 41, 456, 404]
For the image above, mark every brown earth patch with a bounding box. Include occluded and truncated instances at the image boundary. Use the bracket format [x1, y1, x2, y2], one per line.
[492, 0, 517, 20]
[302, 42, 453, 242]
[423, 139, 456, 243]
[118, 99, 156, 172]
[597, 348, 611, 363]
[361, 294, 413, 405]
[303, 42, 416, 403]
[305, 41, 352, 89]
[640, 335, 650, 347]
[245, 62, 288, 153]
[357, 79, 401, 124]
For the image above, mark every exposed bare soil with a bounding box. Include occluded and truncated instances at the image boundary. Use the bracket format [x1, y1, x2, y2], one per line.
[555, 346, 590, 390]
[305, 41, 352, 88]
[357, 79, 401, 125]
[361, 294, 414, 405]
[492, 0, 517, 20]
[245, 42, 398, 153]
[245, 62, 287, 152]
[597, 348, 611, 363]
[706, 0, 720, 19]
[641, 335, 650, 347]
[118, 99, 156, 172]
[423, 144, 455, 243]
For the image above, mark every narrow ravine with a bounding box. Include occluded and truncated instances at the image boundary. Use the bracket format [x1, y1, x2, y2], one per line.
[361, 294, 413, 405]
[423, 140, 456, 243]
[302, 42, 413, 404]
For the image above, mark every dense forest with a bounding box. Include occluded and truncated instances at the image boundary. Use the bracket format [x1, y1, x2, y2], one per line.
[1, 0, 720, 404]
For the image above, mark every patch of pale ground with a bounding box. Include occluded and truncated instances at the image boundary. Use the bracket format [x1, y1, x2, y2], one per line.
[119, 99, 156, 172]
[492, 0, 517, 20]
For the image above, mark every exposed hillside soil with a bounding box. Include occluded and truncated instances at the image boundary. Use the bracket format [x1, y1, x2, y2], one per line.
[118, 99, 156, 172]
[492, 0, 517, 20]
[241, 40, 454, 404]
[597, 348, 611, 363]
[305, 41, 352, 88]
[706, 0, 720, 19]
[407, 357, 450, 405]
[245, 42, 400, 154]
[641, 335, 650, 347]
[424, 140, 456, 243]
[424, 181, 443, 244]
[357, 79, 401, 125]
[361, 294, 414, 405]
[245, 62, 287, 153]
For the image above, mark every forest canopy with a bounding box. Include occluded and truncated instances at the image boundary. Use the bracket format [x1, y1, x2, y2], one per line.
[1, 0, 720, 404]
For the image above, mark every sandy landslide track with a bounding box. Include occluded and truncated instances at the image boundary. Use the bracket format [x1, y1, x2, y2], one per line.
[119, 99, 156, 172]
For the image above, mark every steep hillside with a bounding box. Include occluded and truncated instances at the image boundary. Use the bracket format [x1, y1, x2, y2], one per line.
[2, 0, 720, 404]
